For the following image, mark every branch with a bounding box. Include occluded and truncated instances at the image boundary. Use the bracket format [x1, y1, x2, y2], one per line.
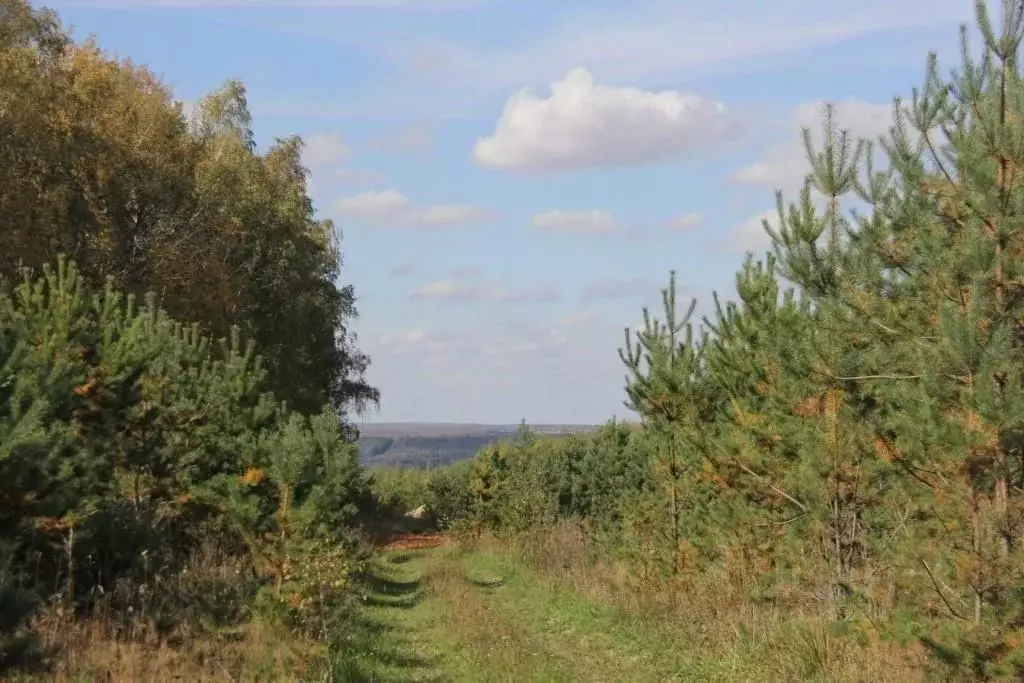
[756, 511, 811, 527]
[890, 452, 941, 490]
[920, 558, 969, 621]
[731, 458, 809, 512]
[827, 373, 924, 381]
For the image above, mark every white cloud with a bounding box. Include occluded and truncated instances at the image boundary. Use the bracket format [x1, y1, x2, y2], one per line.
[532, 209, 618, 234]
[412, 278, 559, 303]
[722, 210, 782, 254]
[301, 131, 349, 168]
[474, 68, 743, 171]
[729, 98, 909, 195]
[333, 189, 494, 228]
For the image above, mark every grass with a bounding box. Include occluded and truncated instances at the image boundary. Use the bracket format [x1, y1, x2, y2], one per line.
[334, 543, 583, 682]
[333, 529, 930, 682]
[16, 529, 929, 681]
[7, 544, 334, 682]
[22, 616, 322, 682]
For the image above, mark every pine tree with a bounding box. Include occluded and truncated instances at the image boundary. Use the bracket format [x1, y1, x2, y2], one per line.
[766, 105, 894, 616]
[620, 272, 713, 575]
[702, 254, 822, 586]
[826, 4, 1024, 671]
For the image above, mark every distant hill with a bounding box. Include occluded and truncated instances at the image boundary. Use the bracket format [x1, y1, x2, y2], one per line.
[355, 422, 598, 468]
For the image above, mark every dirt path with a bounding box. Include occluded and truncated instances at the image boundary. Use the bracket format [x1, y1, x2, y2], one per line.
[335, 534, 724, 683]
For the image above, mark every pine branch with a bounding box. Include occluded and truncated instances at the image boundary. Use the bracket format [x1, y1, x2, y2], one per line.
[920, 558, 969, 621]
[755, 512, 811, 527]
[826, 373, 924, 381]
[892, 456, 942, 490]
[729, 456, 809, 512]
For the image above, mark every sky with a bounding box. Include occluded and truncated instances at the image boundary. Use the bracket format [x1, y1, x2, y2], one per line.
[46, 0, 991, 424]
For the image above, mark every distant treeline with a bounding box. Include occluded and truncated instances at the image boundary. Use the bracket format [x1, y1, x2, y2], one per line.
[358, 425, 594, 468]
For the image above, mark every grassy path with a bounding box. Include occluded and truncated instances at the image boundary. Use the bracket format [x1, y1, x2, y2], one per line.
[333, 536, 741, 683]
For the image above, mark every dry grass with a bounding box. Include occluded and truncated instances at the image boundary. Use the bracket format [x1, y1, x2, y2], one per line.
[9, 544, 330, 682]
[27, 615, 321, 683]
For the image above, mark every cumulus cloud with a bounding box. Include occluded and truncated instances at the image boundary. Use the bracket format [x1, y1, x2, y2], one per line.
[532, 209, 618, 235]
[412, 278, 560, 303]
[473, 68, 744, 171]
[301, 131, 349, 168]
[333, 189, 495, 228]
[729, 98, 909, 195]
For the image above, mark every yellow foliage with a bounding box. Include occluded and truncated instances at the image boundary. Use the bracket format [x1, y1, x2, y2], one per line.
[36, 516, 73, 534]
[874, 437, 900, 463]
[72, 379, 96, 397]
[240, 467, 266, 486]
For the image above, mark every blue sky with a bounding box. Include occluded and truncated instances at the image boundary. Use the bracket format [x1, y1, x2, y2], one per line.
[48, 0, 985, 424]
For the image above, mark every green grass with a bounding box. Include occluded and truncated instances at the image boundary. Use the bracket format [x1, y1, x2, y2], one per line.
[330, 551, 446, 682]
[331, 540, 922, 682]
[444, 550, 743, 682]
[331, 543, 751, 682]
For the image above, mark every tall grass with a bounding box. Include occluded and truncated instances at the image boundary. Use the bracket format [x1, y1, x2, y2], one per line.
[487, 521, 930, 682]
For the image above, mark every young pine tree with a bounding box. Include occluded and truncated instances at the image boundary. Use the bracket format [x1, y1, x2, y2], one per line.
[620, 272, 715, 575]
